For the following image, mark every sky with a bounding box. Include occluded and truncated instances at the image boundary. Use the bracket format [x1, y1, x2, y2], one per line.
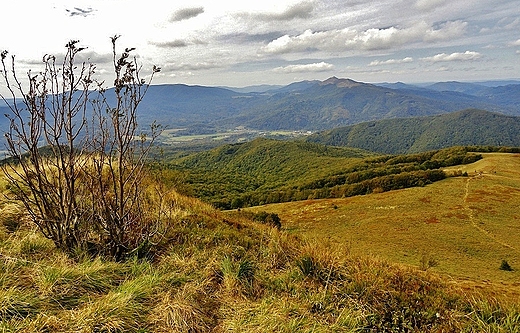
[1, 0, 520, 89]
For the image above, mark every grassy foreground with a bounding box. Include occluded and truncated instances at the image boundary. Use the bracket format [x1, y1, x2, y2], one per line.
[1, 180, 520, 331]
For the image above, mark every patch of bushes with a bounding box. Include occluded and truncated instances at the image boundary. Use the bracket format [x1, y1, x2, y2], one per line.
[500, 260, 513, 271]
[252, 211, 282, 230]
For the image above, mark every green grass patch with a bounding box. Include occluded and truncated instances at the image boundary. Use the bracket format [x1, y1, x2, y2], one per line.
[1, 155, 519, 331]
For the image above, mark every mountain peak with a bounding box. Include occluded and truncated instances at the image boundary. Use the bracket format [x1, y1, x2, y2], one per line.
[320, 77, 363, 88]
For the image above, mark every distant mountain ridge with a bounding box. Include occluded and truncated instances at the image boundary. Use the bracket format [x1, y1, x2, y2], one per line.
[306, 109, 520, 154]
[1, 77, 519, 136]
[221, 77, 516, 131]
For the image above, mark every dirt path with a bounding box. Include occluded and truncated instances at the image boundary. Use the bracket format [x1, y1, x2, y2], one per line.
[463, 175, 517, 252]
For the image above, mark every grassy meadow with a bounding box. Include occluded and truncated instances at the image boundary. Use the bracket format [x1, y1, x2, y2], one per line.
[247, 153, 520, 290]
[1, 153, 520, 331]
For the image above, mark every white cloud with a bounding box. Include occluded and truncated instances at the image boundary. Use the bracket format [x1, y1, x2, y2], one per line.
[273, 62, 334, 73]
[421, 51, 482, 62]
[1, 0, 519, 90]
[423, 21, 468, 42]
[369, 57, 414, 66]
[262, 20, 467, 54]
[509, 39, 520, 46]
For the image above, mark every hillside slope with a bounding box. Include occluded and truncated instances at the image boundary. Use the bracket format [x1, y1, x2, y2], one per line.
[1, 163, 520, 331]
[169, 139, 482, 209]
[248, 152, 520, 285]
[169, 138, 374, 207]
[307, 109, 520, 154]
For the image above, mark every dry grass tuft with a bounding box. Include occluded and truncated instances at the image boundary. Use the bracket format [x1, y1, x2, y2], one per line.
[149, 284, 217, 333]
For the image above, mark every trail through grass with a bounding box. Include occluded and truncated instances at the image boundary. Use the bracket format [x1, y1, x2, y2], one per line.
[463, 175, 518, 252]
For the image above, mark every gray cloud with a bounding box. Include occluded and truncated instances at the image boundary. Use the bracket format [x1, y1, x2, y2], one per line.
[170, 7, 204, 22]
[77, 51, 113, 64]
[241, 1, 314, 22]
[149, 39, 207, 49]
[150, 40, 189, 48]
[19, 50, 112, 66]
[219, 32, 286, 44]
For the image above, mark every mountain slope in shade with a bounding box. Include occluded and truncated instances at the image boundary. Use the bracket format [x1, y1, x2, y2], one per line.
[214, 77, 516, 130]
[306, 109, 520, 154]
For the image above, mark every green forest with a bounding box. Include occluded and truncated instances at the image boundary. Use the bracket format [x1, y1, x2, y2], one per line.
[158, 139, 503, 209]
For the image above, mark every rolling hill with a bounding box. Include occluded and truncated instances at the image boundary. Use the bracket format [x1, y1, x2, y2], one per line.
[246, 152, 520, 285]
[307, 109, 520, 154]
[167, 138, 484, 209]
[167, 138, 374, 207]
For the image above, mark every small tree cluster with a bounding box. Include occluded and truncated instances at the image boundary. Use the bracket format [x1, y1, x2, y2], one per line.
[499, 260, 513, 271]
[252, 211, 281, 229]
[0, 37, 162, 261]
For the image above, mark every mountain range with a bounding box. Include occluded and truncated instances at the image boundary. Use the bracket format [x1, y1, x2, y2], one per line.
[142, 76, 520, 131]
[1, 77, 519, 145]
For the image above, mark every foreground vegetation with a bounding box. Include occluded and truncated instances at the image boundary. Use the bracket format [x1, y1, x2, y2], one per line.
[1, 187, 520, 332]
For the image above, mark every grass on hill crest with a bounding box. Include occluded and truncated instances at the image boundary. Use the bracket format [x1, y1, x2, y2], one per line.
[1, 170, 520, 331]
[247, 153, 520, 290]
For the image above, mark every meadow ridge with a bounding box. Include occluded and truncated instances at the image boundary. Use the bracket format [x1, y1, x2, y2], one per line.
[2, 153, 520, 331]
[247, 153, 520, 288]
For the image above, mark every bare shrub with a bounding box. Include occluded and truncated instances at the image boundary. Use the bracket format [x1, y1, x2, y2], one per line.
[0, 37, 162, 260]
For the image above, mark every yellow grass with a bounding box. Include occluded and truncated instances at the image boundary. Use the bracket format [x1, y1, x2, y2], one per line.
[2, 153, 520, 331]
[247, 153, 520, 290]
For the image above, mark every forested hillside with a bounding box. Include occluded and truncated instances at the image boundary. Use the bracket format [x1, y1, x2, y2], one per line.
[307, 109, 520, 154]
[165, 139, 485, 209]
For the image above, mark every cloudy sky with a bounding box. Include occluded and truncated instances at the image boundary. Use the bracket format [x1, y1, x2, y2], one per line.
[2, 0, 520, 89]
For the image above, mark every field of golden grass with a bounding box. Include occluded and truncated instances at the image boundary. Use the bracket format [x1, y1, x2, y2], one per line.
[2, 153, 520, 331]
[248, 153, 520, 290]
